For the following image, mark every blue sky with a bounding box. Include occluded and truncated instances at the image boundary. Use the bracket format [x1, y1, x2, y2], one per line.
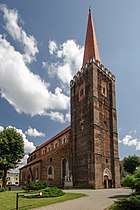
[0, 0, 140, 166]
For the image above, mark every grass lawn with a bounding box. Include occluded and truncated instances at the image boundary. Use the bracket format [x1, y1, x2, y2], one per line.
[0, 190, 86, 210]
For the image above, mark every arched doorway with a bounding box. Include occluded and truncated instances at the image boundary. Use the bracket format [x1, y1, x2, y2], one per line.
[61, 158, 68, 180]
[103, 168, 112, 189]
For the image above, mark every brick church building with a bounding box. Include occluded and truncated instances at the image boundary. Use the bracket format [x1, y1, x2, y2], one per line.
[20, 10, 120, 189]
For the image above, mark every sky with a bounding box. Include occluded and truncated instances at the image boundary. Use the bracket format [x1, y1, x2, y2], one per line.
[0, 0, 140, 168]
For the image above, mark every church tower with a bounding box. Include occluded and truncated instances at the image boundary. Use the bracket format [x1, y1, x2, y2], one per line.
[70, 9, 120, 189]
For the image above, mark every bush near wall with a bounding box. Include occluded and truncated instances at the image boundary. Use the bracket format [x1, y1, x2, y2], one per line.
[22, 181, 48, 192]
[109, 167, 140, 210]
[22, 181, 65, 198]
[24, 187, 65, 198]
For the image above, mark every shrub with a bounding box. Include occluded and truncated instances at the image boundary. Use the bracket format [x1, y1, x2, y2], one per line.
[42, 187, 65, 197]
[22, 181, 48, 192]
[110, 167, 140, 209]
[0, 187, 6, 192]
[122, 174, 135, 190]
[24, 187, 65, 198]
[115, 195, 140, 210]
[133, 168, 140, 192]
[122, 167, 140, 193]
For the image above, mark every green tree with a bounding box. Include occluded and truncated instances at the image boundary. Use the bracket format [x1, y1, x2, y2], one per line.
[0, 127, 24, 187]
[123, 155, 140, 174]
[133, 167, 140, 192]
[120, 161, 123, 174]
[0, 170, 4, 179]
[122, 174, 135, 190]
[122, 166, 140, 192]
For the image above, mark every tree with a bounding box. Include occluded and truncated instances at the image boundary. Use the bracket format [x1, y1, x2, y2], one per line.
[122, 166, 140, 192]
[0, 127, 24, 187]
[0, 170, 4, 179]
[122, 174, 135, 190]
[123, 155, 140, 174]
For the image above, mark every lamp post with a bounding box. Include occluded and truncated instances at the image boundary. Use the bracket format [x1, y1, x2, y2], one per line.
[16, 193, 18, 210]
[16, 192, 43, 209]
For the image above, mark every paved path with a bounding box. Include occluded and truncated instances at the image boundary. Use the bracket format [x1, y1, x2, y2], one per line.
[32, 188, 131, 210]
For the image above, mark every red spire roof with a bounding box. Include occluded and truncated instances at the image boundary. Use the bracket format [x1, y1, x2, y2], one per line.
[83, 9, 101, 66]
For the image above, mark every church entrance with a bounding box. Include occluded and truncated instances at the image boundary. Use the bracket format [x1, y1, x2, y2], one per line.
[103, 168, 112, 189]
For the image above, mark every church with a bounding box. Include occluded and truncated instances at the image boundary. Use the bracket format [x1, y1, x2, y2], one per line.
[20, 9, 120, 189]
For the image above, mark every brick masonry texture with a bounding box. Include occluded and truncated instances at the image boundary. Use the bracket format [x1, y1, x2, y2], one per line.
[20, 61, 120, 189]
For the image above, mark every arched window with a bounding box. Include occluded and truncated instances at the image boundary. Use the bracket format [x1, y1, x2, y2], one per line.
[62, 135, 67, 145]
[36, 167, 39, 179]
[47, 166, 54, 179]
[48, 166, 52, 175]
[27, 174, 31, 183]
[61, 158, 68, 180]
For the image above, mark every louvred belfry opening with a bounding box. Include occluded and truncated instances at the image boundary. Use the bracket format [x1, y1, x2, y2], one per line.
[83, 9, 101, 66]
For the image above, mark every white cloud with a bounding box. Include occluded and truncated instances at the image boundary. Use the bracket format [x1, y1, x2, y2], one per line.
[119, 134, 140, 151]
[7, 126, 36, 154]
[44, 110, 71, 123]
[18, 132, 35, 169]
[136, 142, 140, 151]
[45, 111, 65, 123]
[0, 36, 69, 119]
[9, 126, 35, 169]
[48, 40, 58, 55]
[26, 126, 45, 137]
[0, 4, 38, 63]
[0, 5, 74, 123]
[42, 39, 84, 85]
[129, 130, 137, 135]
[65, 113, 71, 122]
[0, 126, 4, 131]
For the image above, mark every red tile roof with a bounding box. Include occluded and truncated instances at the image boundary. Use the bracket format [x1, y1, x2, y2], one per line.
[31, 126, 71, 154]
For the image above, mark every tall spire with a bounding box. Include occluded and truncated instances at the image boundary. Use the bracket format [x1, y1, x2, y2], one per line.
[83, 9, 101, 66]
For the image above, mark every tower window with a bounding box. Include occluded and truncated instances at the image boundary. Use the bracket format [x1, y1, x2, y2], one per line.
[79, 83, 85, 101]
[80, 88, 84, 96]
[80, 120, 84, 130]
[103, 87, 106, 95]
[101, 80, 107, 97]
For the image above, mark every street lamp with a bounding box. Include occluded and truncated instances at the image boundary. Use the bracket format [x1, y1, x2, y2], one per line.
[16, 192, 43, 210]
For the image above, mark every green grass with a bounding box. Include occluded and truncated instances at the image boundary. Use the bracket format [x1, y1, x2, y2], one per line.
[0, 190, 86, 210]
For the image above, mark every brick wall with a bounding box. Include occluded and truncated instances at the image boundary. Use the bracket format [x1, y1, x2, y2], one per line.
[20, 128, 71, 187]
